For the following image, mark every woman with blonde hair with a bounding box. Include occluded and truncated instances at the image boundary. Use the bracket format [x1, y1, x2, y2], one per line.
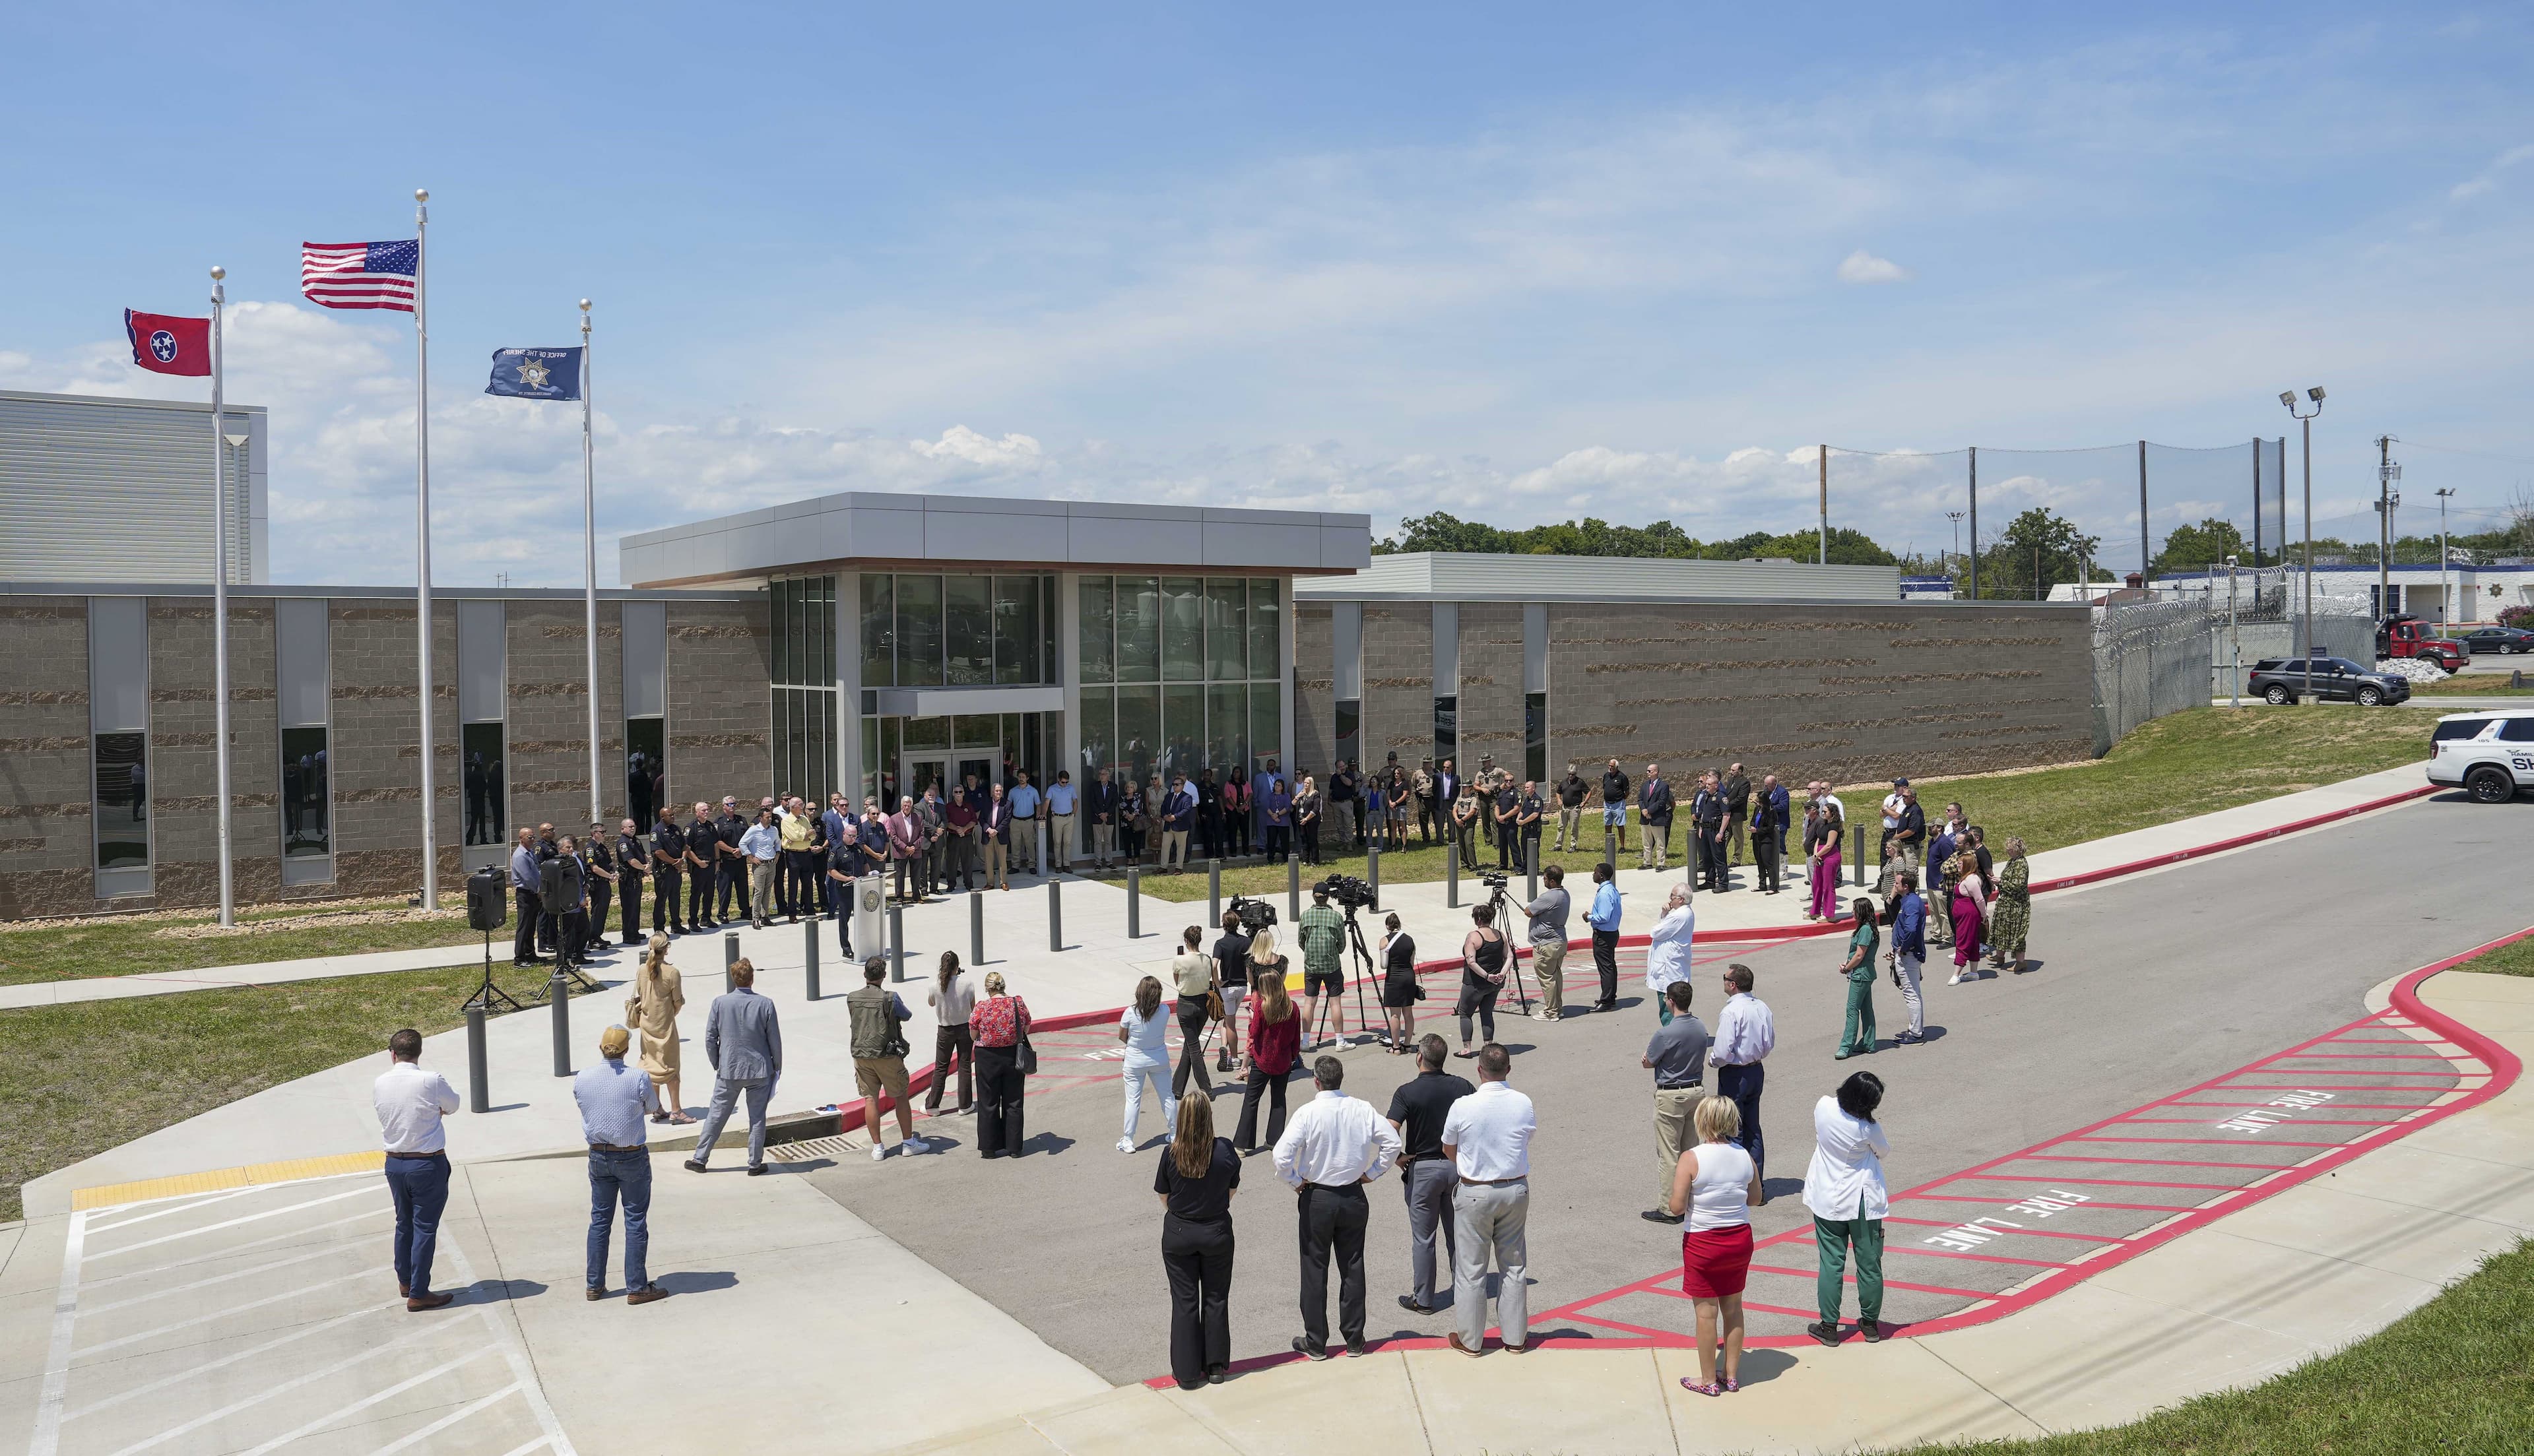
[1668, 1094, 1762, 1395]
[1154, 1090, 1240, 1389]
[1234, 961, 1300, 1153]
[1119, 974, 1177, 1152]
[1246, 926, 1285, 994]
[626, 933, 692, 1124]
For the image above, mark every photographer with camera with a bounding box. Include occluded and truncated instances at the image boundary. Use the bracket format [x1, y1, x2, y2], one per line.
[1520, 864, 1572, 1021]
[1298, 884, 1348, 1050]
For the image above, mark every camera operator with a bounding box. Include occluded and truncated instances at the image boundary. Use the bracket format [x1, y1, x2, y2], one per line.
[1298, 884, 1348, 1051]
[1214, 906, 1256, 1073]
[1520, 864, 1571, 1022]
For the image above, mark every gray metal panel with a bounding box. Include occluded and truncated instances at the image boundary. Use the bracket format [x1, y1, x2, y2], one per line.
[1294, 552, 1902, 602]
[275, 597, 329, 727]
[458, 600, 505, 722]
[621, 600, 666, 718]
[1203, 521, 1320, 568]
[0, 392, 264, 584]
[88, 595, 148, 732]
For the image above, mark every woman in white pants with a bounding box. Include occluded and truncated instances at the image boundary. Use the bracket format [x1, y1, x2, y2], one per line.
[1118, 976, 1177, 1152]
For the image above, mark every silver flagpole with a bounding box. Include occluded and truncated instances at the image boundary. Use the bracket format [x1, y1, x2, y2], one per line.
[580, 299, 601, 827]
[414, 189, 439, 910]
[209, 266, 236, 928]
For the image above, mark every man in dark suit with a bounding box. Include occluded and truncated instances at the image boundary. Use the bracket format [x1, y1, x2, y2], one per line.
[1755, 775, 1792, 894]
[1087, 766, 1121, 868]
[1639, 763, 1676, 875]
[1721, 763, 1752, 868]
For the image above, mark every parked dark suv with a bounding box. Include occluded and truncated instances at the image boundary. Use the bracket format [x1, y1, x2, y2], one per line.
[2246, 657, 2411, 707]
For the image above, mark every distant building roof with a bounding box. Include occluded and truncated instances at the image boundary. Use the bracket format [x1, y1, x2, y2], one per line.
[1293, 552, 1906, 603]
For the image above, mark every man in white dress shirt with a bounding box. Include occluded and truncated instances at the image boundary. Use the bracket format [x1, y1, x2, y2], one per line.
[1707, 962, 1777, 1203]
[1274, 1055, 1404, 1359]
[1441, 1043, 1538, 1355]
[372, 1028, 461, 1311]
[1644, 884, 1695, 1025]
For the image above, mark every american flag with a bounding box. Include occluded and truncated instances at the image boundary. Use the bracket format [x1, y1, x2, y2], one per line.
[299, 239, 419, 311]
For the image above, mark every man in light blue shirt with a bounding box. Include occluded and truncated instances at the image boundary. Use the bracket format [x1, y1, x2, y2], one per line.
[573, 1025, 666, 1304]
[507, 827, 542, 968]
[1586, 862, 1625, 1011]
[740, 809, 782, 928]
[1044, 771, 1077, 873]
[1007, 771, 1043, 875]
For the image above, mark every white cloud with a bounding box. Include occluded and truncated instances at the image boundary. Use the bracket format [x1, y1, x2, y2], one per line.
[1836, 249, 1912, 284]
[909, 425, 1044, 470]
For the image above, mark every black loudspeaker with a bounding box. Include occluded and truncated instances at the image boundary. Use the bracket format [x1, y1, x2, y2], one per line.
[466, 866, 509, 932]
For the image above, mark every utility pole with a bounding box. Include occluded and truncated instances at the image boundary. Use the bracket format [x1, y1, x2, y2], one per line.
[2376, 435, 2398, 617]
[2282, 389, 2323, 702]
[2436, 486, 2456, 627]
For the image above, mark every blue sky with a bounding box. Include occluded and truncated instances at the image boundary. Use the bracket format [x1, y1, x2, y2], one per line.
[5, 3, 2531, 583]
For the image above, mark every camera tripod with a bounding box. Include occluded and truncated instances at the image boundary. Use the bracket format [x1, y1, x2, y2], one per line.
[1305, 901, 1382, 1050]
[461, 929, 526, 1013]
[1481, 880, 1536, 1017]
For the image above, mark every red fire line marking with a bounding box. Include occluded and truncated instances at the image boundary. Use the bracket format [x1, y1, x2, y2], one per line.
[1745, 1263, 1996, 1299]
[1886, 1216, 2126, 1245]
[1890, 1246, 2069, 1269]
[1942, 1172, 2245, 1190]
[2067, 1135, 2372, 1148]
[2118, 1116, 2409, 1126]
[1900, 1192, 2205, 1213]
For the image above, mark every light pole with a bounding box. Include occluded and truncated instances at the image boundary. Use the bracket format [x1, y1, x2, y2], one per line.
[1945, 510, 1965, 593]
[2436, 486, 2457, 627]
[2281, 388, 2324, 702]
[2374, 435, 2401, 616]
[2225, 555, 2240, 709]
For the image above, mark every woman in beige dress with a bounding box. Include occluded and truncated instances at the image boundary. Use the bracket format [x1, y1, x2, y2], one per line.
[627, 933, 693, 1123]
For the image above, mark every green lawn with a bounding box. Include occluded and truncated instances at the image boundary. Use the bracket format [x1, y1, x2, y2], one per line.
[2404, 671, 2534, 695]
[0, 963, 595, 1222]
[1900, 705, 2432, 857]
[1877, 1238, 2533, 1455]
[0, 897, 483, 986]
[1133, 705, 2432, 901]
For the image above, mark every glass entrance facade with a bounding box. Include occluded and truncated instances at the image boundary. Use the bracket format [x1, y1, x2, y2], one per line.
[1078, 575, 1282, 788]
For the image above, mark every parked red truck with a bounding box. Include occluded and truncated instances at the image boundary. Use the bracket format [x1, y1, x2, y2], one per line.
[2375, 614, 2467, 673]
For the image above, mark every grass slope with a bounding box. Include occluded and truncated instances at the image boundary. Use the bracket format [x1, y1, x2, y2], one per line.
[0, 897, 482, 986]
[1880, 1238, 2533, 1455]
[0, 963, 591, 1222]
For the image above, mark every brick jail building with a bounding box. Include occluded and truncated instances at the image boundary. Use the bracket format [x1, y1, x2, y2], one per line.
[0, 586, 763, 918]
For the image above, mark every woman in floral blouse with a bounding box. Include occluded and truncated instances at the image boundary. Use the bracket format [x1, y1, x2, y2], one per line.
[970, 971, 1034, 1158]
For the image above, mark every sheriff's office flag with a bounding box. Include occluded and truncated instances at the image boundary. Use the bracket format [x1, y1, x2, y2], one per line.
[124, 309, 211, 376]
[484, 346, 583, 401]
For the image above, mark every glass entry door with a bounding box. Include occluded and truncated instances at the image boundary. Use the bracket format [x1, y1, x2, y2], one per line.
[904, 753, 999, 806]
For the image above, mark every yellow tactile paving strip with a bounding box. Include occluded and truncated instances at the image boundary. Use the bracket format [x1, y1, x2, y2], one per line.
[71, 1150, 384, 1211]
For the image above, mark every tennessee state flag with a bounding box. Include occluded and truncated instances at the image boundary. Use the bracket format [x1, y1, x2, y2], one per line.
[124, 309, 211, 377]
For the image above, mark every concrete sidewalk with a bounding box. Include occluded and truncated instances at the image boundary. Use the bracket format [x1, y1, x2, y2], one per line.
[13, 759, 2436, 1218]
[882, 968, 2534, 1455]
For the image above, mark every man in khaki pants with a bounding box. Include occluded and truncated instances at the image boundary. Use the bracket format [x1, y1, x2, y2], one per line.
[1637, 981, 1712, 1223]
[1520, 864, 1572, 1021]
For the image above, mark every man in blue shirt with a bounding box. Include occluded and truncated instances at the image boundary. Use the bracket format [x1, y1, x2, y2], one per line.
[1159, 772, 1196, 871]
[1045, 770, 1077, 873]
[573, 1025, 666, 1304]
[740, 809, 782, 928]
[1007, 771, 1042, 875]
[508, 827, 542, 967]
[1585, 861, 1625, 1011]
[1889, 870, 1928, 1045]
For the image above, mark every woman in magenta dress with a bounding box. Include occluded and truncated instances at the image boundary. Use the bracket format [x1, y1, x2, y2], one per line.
[1807, 794, 1844, 922]
[1946, 846, 1986, 983]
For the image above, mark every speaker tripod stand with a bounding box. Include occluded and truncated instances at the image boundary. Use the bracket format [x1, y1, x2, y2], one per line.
[461, 930, 526, 1013]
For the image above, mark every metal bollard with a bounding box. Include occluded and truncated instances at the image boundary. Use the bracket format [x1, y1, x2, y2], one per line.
[971, 889, 985, 965]
[888, 901, 906, 982]
[1605, 827, 1617, 873]
[1049, 877, 1062, 951]
[1446, 839, 1460, 908]
[466, 1005, 490, 1114]
[1208, 859, 1221, 928]
[1127, 867, 1142, 938]
[549, 971, 572, 1077]
[1368, 842, 1382, 911]
[1852, 823, 1866, 888]
[1526, 839, 1538, 903]
[1287, 853, 1301, 920]
[724, 931, 739, 994]
[804, 919, 820, 1001]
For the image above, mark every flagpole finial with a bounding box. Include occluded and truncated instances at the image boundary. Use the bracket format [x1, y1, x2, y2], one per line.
[209, 265, 226, 281]
[415, 188, 429, 203]
[579, 298, 591, 313]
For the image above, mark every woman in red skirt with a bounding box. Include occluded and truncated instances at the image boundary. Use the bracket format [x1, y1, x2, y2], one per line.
[1666, 1094, 1764, 1395]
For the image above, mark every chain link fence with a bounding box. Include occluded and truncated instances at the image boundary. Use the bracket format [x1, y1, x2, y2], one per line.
[2091, 598, 2213, 755]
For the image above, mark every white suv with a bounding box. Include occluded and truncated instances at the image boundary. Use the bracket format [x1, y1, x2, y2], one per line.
[2426, 707, 2534, 803]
